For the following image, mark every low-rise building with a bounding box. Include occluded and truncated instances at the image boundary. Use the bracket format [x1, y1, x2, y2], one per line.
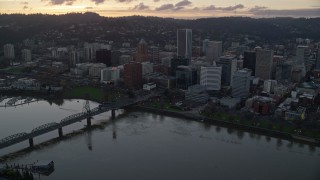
[143, 83, 157, 91]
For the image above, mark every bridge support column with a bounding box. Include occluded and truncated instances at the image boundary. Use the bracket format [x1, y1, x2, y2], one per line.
[87, 117, 92, 127]
[111, 109, 116, 119]
[58, 127, 63, 138]
[29, 138, 34, 147]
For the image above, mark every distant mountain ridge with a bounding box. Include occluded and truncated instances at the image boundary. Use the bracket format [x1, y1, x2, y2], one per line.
[0, 13, 319, 46]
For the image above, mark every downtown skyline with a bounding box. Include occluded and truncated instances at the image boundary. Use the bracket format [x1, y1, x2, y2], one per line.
[0, 0, 319, 19]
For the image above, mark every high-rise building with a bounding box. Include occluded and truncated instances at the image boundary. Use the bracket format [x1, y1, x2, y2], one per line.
[315, 49, 320, 70]
[176, 66, 197, 90]
[21, 49, 31, 62]
[96, 49, 112, 66]
[135, 39, 149, 63]
[205, 41, 222, 64]
[69, 50, 81, 67]
[84, 46, 94, 62]
[200, 65, 222, 91]
[296, 45, 308, 65]
[202, 39, 210, 54]
[216, 56, 237, 86]
[124, 62, 142, 89]
[255, 49, 274, 80]
[177, 29, 192, 59]
[170, 57, 189, 76]
[231, 69, 252, 98]
[243, 51, 256, 75]
[3, 44, 15, 59]
[150, 46, 160, 64]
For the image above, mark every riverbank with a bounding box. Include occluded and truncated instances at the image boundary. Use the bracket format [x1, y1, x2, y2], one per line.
[133, 105, 320, 146]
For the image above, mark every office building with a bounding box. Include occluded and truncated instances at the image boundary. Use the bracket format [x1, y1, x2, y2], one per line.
[200, 65, 222, 91]
[135, 39, 149, 63]
[3, 44, 15, 59]
[255, 49, 273, 80]
[124, 62, 142, 89]
[21, 49, 31, 62]
[101, 67, 120, 82]
[231, 69, 252, 98]
[296, 45, 308, 65]
[177, 29, 192, 59]
[243, 51, 256, 75]
[142, 62, 153, 75]
[216, 56, 237, 86]
[150, 46, 160, 64]
[170, 57, 189, 76]
[176, 66, 197, 90]
[205, 41, 222, 64]
[96, 49, 112, 66]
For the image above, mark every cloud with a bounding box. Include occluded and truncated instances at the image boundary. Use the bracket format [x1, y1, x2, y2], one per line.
[91, 0, 105, 4]
[41, 0, 77, 5]
[116, 0, 134, 3]
[156, 4, 174, 11]
[204, 4, 244, 11]
[156, 1, 191, 11]
[85, 7, 94, 9]
[132, 3, 149, 10]
[250, 8, 320, 17]
[20, 2, 28, 5]
[22, 5, 29, 10]
[249, 6, 268, 13]
[175, 0, 192, 7]
[154, 0, 160, 2]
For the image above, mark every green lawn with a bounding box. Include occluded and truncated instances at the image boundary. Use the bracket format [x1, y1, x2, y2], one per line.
[2, 67, 26, 73]
[64, 86, 105, 101]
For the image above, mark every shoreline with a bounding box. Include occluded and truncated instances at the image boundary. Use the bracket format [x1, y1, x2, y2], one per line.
[133, 105, 320, 147]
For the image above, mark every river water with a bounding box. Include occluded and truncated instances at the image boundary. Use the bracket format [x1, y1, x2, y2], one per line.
[0, 99, 319, 180]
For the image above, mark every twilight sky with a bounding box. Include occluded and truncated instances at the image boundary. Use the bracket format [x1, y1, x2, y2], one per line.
[0, 0, 319, 18]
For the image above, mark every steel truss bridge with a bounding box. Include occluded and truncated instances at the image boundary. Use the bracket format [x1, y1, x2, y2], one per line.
[0, 94, 154, 150]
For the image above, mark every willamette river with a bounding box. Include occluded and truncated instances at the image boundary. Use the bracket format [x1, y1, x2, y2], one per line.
[0, 98, 319, 180]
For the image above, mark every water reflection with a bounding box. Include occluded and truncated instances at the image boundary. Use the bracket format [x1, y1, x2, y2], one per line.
[236, 130, 245, 140]
[86, 130, 93, 151]
[215, 126, 221, 133]
[277, 139, 283, 148]
[265, 136, 271, 142]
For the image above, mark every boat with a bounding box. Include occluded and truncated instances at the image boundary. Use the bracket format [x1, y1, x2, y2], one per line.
[31, 161, 55, 175]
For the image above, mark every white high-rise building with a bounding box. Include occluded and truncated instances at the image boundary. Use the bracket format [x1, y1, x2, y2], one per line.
[206, 41, 222, 64]
[200, 65, 222, 91]
[177, 29, 192, 60]
[3, 44, 15, 59]
[21, 49, 31, 62]
[231, 69, 252, 98]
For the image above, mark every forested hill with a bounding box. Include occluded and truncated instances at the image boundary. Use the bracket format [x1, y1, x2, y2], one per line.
[0, 13, 319, 45]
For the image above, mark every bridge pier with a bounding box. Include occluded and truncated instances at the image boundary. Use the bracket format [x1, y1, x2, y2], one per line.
[111, 109, 116, 119]
[87, 117, 92, 127]
[58, 127, 63, 138]
[29, 138, 34, 147]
